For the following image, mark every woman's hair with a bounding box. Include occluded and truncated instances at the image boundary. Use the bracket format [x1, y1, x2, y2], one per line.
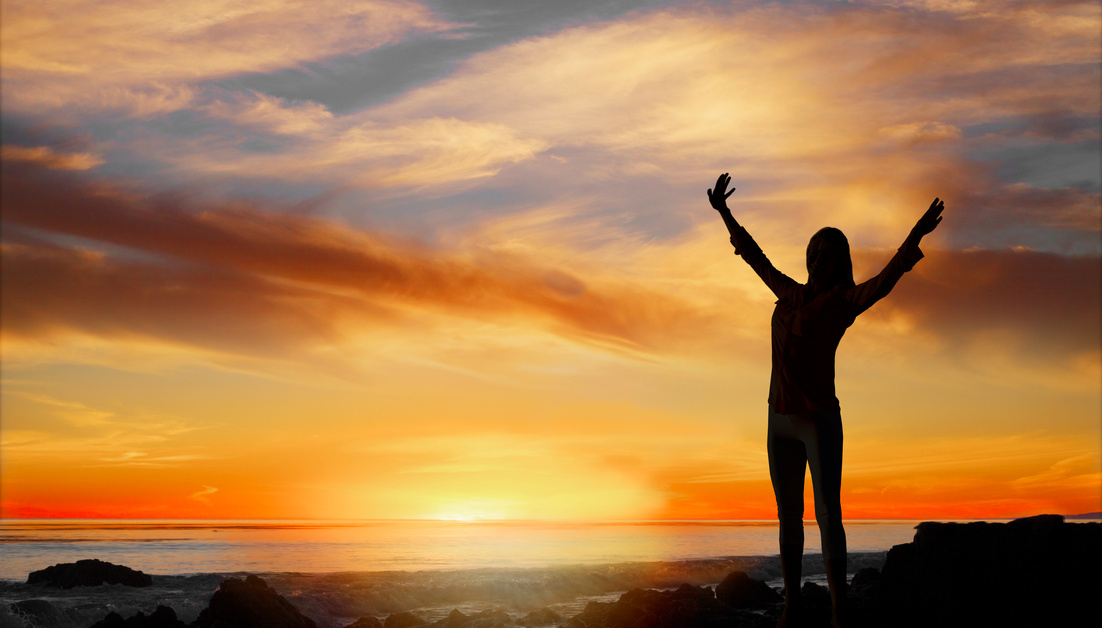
[808, 227, 855, 289]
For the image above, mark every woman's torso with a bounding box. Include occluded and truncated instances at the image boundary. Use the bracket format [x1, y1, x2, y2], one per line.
[768, 285, 856, 415]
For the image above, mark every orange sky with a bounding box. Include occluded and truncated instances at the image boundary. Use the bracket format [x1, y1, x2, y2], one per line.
[1, 0, 1099, 521]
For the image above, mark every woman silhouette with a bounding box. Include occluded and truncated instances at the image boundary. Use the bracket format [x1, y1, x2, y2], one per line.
[707, 173, 943, 628]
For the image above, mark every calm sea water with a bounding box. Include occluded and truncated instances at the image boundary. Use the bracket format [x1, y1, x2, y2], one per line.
[0, 519, 926, 579]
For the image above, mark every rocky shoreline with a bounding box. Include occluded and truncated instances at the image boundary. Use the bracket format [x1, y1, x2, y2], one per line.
[5, 515, 1099, 628]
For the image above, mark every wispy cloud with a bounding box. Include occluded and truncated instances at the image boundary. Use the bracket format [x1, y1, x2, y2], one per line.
[189, 485, 218, 504]
[166, 111, 549, 190]
[2, 390, 211, 467]
[1, 0, 456, 115]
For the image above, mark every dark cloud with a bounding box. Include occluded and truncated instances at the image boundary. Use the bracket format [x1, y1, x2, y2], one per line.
[940, 176, 1100, 253]
[988, 142, 1101, 191]
[863, 247, 1101, 361]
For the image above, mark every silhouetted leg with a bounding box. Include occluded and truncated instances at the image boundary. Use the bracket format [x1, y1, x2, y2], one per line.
[807, 408, 846, 628]
[768, 408, 807, 627]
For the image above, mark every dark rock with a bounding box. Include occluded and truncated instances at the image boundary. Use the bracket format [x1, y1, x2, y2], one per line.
[426, 608, 514, 628]
[460, 609, 513, 628]
[846, 567, 881, 624]
[430, 609, 468, 628]
[848, 567, 880, 597]
[384, 611, 428, 628]
[565, 583, 771, 628]
[566, 600, 614, 628]
[714, 571, 782, 609]
[345, 617, 384, 628]
[26, 559, 153, 589]
[89, 605, 189, 628]
[8, 599, 70, 627]
[89, 612, 128, 628]
[797, 582, 832, 626]
[516, 607, 562, 627]
[874, 514, 1102, 627]
[192, 574, 317, 628]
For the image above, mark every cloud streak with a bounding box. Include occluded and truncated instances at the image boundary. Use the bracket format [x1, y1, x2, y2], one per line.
[1, 160, 716, 363]
[0, 144, 103, 170]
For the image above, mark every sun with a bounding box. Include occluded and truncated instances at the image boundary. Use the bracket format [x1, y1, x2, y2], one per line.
[428, 500, 514, 522]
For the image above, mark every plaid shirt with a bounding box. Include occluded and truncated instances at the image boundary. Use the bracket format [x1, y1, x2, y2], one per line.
[730, 226, 925, 415]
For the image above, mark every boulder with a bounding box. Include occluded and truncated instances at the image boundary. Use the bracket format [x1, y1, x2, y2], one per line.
[384, 611, 428, 628]
[345, 617, 384, 628]
[89, 605, 189, 628]
[847, 567, 882, 622]
[430, 609, 469, 628]
[714, 571, 782, 609]
[7, 599, 71, 627]
[516, 607, 562, 627]
[192, 574, 317, 628]
[26, 559, 153, 589]
[797, 582, 832, 626]
[848, 567, 880, 598]
[565, 583, 771, 628]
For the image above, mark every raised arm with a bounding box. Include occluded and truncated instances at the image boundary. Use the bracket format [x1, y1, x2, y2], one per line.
[846, 197, 945, 316]
[708, 173, 799, 299]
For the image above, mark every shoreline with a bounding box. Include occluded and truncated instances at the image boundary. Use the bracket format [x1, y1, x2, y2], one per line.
[0, 553, 890, 628]
[3, 516, 1099, 627]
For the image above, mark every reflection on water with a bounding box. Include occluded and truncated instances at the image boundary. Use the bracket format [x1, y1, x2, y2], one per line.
[0, 519, 926, 578]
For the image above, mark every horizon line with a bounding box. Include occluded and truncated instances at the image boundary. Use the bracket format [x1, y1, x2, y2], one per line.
[3, 513, 1099, 524]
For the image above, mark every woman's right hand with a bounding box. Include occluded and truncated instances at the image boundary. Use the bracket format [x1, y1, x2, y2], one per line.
[707, 173, 735, 212]
[910, 197, 945, 241]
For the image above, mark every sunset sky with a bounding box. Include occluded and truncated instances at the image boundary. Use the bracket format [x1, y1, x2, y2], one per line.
[1, 0, 1099, 522]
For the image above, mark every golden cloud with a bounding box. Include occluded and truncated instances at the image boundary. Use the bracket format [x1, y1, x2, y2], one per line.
[0, 145, 103, 170]
[374, 1, 1098, 160]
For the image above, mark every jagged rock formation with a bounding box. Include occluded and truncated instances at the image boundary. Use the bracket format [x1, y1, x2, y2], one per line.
[89, 605, 189, 628]
[875, 514, 1101, 627]
[383, 610, 428, 628]
[191, 574, 317, 628]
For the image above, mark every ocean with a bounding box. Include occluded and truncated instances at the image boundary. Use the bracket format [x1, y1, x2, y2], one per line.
[0, 519, 931, 627]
